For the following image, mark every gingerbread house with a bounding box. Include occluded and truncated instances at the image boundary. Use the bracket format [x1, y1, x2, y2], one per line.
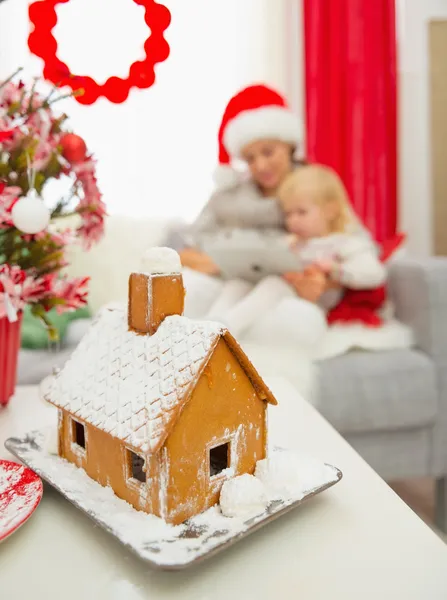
[45, 248, 277, 525]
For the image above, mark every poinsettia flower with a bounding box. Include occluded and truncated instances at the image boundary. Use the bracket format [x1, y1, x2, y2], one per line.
[77, 215, 105, 249]
[51, 276, 90, 313]
[0, 82, 23, 107]
[76, 194, 107, 249]
[72, 159, 96, 176]
[22, 90, 46, 113]
[0, 183, 20, 228]
[0, 264, 24, 295]
[19, 231, 47, 243]
[31, 139, 54, 170]
[74, 162, 107, 248]
[0, 113, 11, 129]
[0, 264, 51, 320]
[26, 109, 54, 138]
[20, 272, 53, 304]
[0, 122, 25, 151]
[47, 227, 76, 247]
[22, 110, 59, 170]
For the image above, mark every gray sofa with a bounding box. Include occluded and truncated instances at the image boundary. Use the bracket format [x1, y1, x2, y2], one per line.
[318, 257, 447, 531]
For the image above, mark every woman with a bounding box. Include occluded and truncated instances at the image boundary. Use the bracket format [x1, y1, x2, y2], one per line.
[180, 83, 328, 320]
[178, 84, 412, 396]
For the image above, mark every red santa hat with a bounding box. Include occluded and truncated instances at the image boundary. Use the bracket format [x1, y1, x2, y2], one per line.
[214, 84, 303, 190]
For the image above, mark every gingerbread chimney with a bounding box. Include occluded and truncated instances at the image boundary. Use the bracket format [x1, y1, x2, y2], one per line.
[128, 247, 185, 335]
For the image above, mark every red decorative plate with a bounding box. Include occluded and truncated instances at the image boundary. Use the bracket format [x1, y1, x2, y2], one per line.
[0, 460, 43, 543]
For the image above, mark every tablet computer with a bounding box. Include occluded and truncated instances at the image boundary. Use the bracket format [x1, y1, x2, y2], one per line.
[201, 230, 303, 283]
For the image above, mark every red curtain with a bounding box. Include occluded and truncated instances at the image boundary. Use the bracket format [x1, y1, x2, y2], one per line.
[303, 0, 398, 243]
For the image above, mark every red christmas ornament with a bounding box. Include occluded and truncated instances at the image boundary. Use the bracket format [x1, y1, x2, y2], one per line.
[60, 133, 87, 164]
[27, 0, 171, 105]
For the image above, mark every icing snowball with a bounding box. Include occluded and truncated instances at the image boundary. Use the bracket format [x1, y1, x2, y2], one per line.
[140, 247, 182, 275]
[219, 474, 268, 519]
[255, 449, 331, 501]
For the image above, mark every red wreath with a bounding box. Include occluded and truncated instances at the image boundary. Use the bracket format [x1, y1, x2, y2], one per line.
[28, 0, 171, 105]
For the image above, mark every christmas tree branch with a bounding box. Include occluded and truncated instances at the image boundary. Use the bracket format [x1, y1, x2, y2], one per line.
[45, 88, 85, 108]
[51, 210, 78, 220]
[27, 78, 38, 114]
[50, 184, 79, 218]
[0, 67, 23, 91]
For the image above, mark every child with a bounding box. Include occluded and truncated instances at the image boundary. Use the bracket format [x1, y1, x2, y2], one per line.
[279, 165, 386, 290]
[207, 164, 386, 337]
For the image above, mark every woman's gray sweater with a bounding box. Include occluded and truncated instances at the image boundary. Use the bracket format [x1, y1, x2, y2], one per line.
[190, 180, 285, 249]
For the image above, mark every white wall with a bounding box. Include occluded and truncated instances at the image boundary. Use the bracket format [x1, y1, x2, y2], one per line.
[0, 0, 293, 222]
[285, 0, 306, 151]
[1, 0, 435, 255]
[398, 0, 447, 256]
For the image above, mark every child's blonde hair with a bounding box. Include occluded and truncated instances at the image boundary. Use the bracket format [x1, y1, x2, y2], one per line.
[277, 164, 352, 234]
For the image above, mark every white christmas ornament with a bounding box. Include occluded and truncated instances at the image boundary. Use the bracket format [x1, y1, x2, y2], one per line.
[11, 190, 50, 234]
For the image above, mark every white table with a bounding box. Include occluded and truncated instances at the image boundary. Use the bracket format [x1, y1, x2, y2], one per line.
[1, 380, 447, 600]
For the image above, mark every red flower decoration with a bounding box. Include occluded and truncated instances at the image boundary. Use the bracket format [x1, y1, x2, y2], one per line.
[28, 0, 171, 105]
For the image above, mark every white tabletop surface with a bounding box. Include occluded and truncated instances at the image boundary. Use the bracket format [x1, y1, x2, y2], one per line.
[1, 379, 447, 600]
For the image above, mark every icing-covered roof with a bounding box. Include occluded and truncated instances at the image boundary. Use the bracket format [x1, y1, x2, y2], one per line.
[46, 307, 276, 454]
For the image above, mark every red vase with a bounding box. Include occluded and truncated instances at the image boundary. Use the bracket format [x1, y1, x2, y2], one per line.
[0, 313, 23, 407]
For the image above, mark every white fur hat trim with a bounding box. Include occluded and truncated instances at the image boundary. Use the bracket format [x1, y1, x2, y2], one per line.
[212, 164, 243, 191]
[224, 106, 303, 158]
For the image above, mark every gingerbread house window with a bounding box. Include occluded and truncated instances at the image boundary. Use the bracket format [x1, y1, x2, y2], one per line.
[71, 418, 86, 451]
[209, 442, 230, 477]
[127, 450, 146, 484]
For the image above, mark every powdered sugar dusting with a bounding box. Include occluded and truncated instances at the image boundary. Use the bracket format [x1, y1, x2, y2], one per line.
[0, 461, 43, 539]
[220, 474, 268, 518]
[5, 429, 341, 568]
[255, 448, 336, 501]
[139, 247, 182, 275]
[46, 308, 225, 454]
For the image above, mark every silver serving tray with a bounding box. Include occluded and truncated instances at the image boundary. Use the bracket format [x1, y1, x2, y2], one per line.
[5, 429, 342, 570]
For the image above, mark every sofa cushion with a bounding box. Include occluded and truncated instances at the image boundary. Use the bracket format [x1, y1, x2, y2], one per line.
[317, 349, 437, 434]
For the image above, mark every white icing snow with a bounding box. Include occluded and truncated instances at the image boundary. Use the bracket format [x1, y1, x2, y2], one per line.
[214, 466, 235, 480]
[39, 374, 54, 405]
[220, 474, 268, 518]
[139, 247, 182, 275]
[7, 429, 340, 567]
[43, 426, 59, 455]
[46, 308, 224, 453]
[255, 448, 335, 501]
